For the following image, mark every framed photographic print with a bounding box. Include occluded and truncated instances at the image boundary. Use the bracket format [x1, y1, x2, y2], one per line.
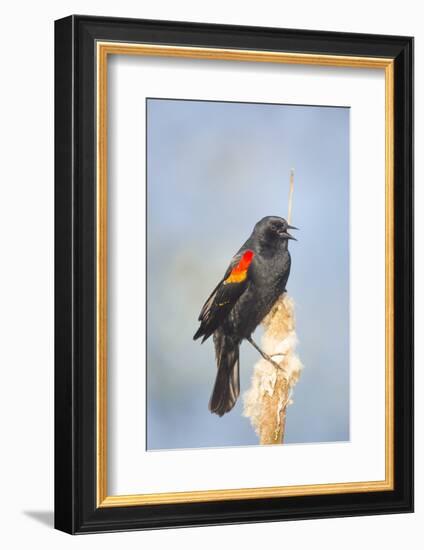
[54, 15, 414, 534]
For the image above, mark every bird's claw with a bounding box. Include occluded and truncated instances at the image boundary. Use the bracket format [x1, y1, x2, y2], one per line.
[246, 336, 284, 371]
[269, 358, 283, 370]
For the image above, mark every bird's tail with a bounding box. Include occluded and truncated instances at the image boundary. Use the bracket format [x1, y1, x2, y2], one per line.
[209, 330, 240, 416]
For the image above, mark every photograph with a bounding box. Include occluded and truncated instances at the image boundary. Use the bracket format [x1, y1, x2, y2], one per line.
[146, 98, 350, 450]
[52, 14, 413, 534]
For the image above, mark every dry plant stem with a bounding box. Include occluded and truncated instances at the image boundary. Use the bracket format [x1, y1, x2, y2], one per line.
[259, 296, 294, 445]
[243, 294, 303, 445]
[287, 169, 295, 225]
[258, 375, 289, 444]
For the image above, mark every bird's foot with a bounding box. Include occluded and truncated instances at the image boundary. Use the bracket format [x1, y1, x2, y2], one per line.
[263, 353, 283, 370]
[271, 352, 286, 361]
[246, 336, 284, 371]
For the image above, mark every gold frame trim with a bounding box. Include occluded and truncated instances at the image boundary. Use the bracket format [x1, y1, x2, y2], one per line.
[96, 42, 395, 508]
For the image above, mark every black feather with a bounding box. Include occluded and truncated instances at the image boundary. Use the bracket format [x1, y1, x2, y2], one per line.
[209, 330, 240, 416]
[193, 252, 248, 342]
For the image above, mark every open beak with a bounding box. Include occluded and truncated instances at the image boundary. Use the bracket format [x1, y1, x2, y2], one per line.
[282, 230, 297, 241]
[283, 224, 298, 241]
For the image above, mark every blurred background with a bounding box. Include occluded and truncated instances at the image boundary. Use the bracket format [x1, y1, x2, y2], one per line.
[146, 98, 349, 450]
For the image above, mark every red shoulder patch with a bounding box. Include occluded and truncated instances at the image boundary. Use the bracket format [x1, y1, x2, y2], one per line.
[225, 250, 254, 284]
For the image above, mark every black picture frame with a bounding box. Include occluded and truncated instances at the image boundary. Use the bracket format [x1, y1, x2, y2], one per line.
[55, 14, 413, 534]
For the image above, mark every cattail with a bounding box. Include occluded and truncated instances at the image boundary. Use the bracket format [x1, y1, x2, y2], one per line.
[243, 170, 303, 444]
[243, 294, 302, 443]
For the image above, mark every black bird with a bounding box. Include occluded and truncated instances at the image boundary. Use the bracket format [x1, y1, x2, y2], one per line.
[194, 216, 297, 416]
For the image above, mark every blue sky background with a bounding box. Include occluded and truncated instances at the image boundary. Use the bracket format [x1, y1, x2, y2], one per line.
[146, 98, 350, 450]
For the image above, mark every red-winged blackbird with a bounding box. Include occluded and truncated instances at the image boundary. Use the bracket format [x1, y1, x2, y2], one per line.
[194, 216, 297, 416]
